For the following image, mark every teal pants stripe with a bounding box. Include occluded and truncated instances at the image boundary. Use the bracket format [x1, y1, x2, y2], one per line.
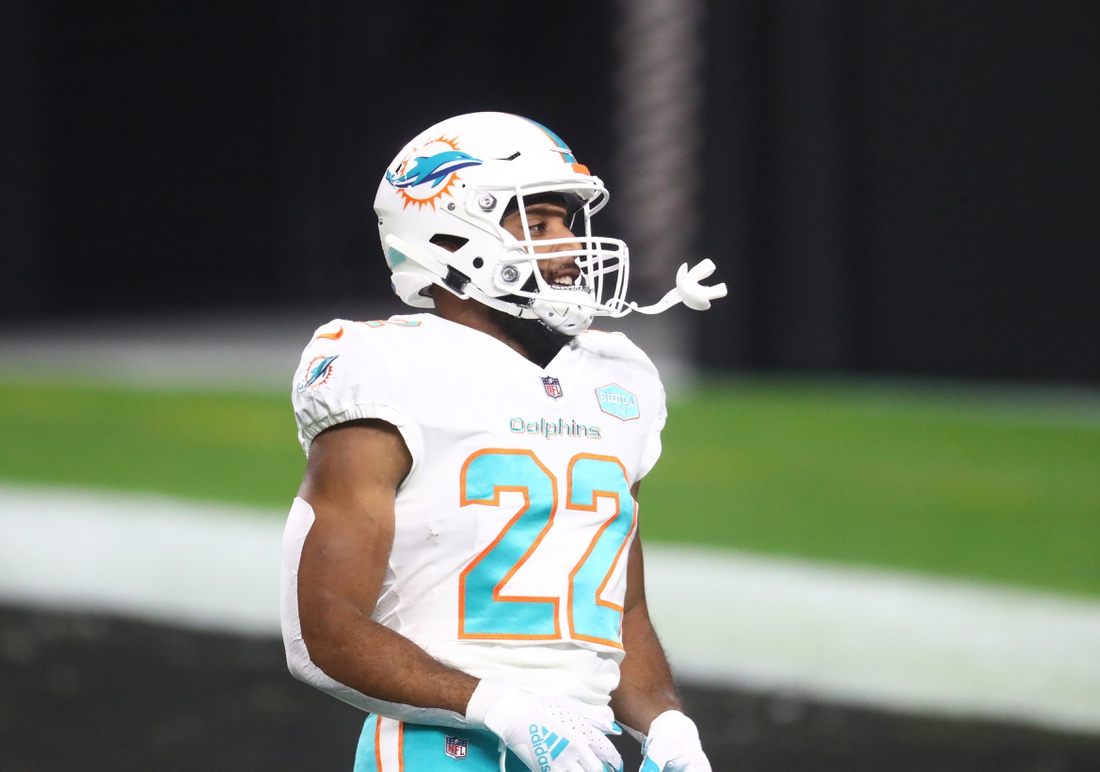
[353, 714, 528, 772]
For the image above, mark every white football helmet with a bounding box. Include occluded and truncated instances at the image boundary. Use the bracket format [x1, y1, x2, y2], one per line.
[374, 112, 725, 335]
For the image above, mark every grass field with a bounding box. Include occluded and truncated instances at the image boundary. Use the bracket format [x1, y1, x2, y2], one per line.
[2, 377, 1097, 598]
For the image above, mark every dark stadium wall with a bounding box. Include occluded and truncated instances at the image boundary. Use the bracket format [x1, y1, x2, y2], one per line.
[697, 0, 1100, 383]
[0, 0, 47, 316]
[856, 2, 1100, 383]
[0, 0, 616, 318]
[2, 1, 1098, 383]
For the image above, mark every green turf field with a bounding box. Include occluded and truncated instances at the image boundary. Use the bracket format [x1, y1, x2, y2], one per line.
[2, 378, 1097, 597]
[0, 382, 303, 507]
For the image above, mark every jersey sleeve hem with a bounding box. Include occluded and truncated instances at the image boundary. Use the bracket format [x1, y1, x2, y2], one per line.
[299, 402, 423, 484]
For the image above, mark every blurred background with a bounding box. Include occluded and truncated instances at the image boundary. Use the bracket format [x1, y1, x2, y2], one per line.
[1, 1, 1098, 770]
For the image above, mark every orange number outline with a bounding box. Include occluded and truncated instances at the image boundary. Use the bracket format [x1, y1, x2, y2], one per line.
[565, 453, 637, 649]
[457, 449, 562, 641]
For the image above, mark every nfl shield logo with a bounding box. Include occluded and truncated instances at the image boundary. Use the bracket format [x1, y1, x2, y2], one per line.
[444, 735, 468, 759]
[541, 376, 564, 399]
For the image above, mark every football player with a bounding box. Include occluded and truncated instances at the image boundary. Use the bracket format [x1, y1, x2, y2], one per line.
[281, 113, 725, 772]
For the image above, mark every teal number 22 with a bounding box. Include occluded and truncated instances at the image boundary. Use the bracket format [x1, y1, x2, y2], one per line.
[459, 450, 636, 648]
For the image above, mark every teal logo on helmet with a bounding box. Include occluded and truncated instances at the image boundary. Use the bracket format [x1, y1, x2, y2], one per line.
[595, 384, 639, 421]
[385, 150, 482, 190]
[386, 136, 483, 210]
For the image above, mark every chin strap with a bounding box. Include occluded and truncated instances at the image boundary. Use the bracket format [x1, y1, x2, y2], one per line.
[620, 259, 727, 316]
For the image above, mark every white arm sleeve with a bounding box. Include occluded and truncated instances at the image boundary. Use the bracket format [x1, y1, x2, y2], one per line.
[280, 497, 468, 728]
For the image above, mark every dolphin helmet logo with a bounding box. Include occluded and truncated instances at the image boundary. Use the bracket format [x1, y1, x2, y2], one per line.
[386, 150, 481, 189]
[386, 136, 483, 209]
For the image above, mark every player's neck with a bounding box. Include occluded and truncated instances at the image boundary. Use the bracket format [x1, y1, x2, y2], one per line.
[431, 289, 532, 362]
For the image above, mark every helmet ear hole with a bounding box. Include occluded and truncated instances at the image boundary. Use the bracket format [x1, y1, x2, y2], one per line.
[472, 257, 484, 269]
[429, 234, 469, 253]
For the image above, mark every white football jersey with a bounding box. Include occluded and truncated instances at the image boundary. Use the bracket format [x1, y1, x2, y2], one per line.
[283, 313, 666, 723]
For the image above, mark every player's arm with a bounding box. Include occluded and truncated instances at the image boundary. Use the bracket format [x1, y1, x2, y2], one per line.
[611, 483, 711, 770]
[609, 483, 682, 732]
[292, 418, 623, 772]
[295, 418, 478, 714]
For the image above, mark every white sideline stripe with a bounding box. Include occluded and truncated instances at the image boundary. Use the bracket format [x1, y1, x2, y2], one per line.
[644, 549, 1100, 735]
[2, 486, 1099, 734]
[0, 486, 283, 635]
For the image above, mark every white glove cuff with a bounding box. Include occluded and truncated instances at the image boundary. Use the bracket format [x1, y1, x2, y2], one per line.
[465, 680, 527, 737]
[646, 709, 700, 744]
